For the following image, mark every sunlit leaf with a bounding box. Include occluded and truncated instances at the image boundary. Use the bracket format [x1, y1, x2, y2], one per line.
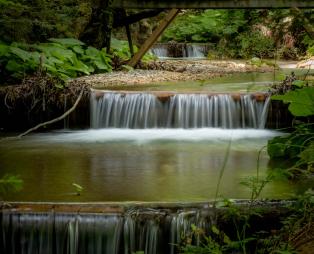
[292, 80, 306, 88]
[272, 87, 314, 117]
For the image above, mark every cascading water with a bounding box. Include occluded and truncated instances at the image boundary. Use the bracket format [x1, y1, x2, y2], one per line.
[150, 47, 168, 58]
[91, 92, 270, 129]
[1, 87, 274, 253]
[0, 209, 211, 254]
[183, 44, 206, 58]
[151, 43, 209, 58]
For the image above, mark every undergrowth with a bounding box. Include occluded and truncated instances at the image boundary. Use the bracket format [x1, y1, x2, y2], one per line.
[0, 38, 112, 83]
[180, 79, 314, 253]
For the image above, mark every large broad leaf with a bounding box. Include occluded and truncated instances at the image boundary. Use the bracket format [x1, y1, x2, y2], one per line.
[272, 87, 314, 117]
[50, 48, 76, 64]
[85, 46, 100, 58]
[66, 59, 91, 75]
[111, 38, 128, 51]
[36, 44, 76, 64]
[45, 56, 64, 66]
[9, 47, 32, 62]
[72, 45, 84, 55]
[94, 60, 111, 71]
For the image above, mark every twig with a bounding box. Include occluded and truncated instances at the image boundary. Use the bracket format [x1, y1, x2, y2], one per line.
[17, 88, 84, 138]
[1, 87, 85, 141]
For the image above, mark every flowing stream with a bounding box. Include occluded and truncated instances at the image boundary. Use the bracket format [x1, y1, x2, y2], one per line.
[1, 208, 214, 254]
[2, 74, 312, 254]
[0, 89, 304, 202]
[91, 93, 270, 129]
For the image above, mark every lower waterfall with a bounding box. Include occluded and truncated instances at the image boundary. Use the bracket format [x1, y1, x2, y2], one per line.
[91, 92, 270, 129]
[1, 209, 211, 254]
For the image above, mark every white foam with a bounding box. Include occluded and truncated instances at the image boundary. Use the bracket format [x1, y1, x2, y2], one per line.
[33, 128, 280, 143]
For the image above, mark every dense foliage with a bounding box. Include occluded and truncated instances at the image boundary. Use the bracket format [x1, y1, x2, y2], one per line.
[268, 85, 314, 176]
[0, 0, 93, 43]
[162, 9, 314, 59]
[0, 38, 112, 83]
[180, 190, 314, 254]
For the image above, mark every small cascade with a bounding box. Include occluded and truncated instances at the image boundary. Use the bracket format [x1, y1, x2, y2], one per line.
[91, 92, 270, 129]
[1, 209, 211, 254]
[151, 43, 210, 58]
[183, 44, 206, 58]
[150, 46, 168, 58]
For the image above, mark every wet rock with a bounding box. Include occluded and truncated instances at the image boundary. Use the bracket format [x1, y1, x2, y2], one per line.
[94, 91, 105, 99]
[156, 93, 174, 103]
[253, 93, 266, 102]
[232, 94, 242, 101]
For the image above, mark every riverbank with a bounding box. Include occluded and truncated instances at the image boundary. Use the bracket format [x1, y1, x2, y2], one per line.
[77, 59, 274, 87]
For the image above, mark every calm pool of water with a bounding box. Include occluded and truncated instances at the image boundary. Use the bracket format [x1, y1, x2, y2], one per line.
[0, 129, 308, 202]
[99, 69, 314, 93]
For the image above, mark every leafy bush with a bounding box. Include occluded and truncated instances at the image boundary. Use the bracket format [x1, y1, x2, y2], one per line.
[268, 86, 314, 176]
[162, 9, 312, 59]
[304, 35, 314, 56]
[236, 31, 275, 59]
[308, 45, 314, 56]
[0, 38, 112, 82]
[111, 38, 135, 61]
[162, 10, 247, 43]
[110, 38, 156, 67]
[0, 0, 92, 43]
[162, 10, 278, 59]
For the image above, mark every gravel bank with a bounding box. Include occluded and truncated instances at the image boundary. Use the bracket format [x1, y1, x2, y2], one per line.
[77, 60, 273, 87]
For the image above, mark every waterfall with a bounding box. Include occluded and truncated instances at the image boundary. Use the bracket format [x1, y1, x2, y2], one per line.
[151, 43, 209, 58]
[1, 209, 212, 254]
[90, 92, 270, 129]
[150, 47, 168, 58]
[0, 212, 123, 254]
[183, 44, 206, 58]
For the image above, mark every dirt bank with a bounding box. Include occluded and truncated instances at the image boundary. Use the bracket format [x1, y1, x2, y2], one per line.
[77, 60, 273, 87]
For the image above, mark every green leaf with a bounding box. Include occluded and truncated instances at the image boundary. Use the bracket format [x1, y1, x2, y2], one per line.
[121, 65, 134, 72]
[85, 46, 100, 58]
[272, 87, 314, 117]
[66, 59, 91, 75]
[267, 135, 289, 158]
[211, 225, 220, 235]
[292, 80, 306, 88]
[94, 60, 110, 71]
[36, 44, 76, 64]
[10, 47, 32, 62]
[45, 56, 64, 65]
[72, 45, 85, 55]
